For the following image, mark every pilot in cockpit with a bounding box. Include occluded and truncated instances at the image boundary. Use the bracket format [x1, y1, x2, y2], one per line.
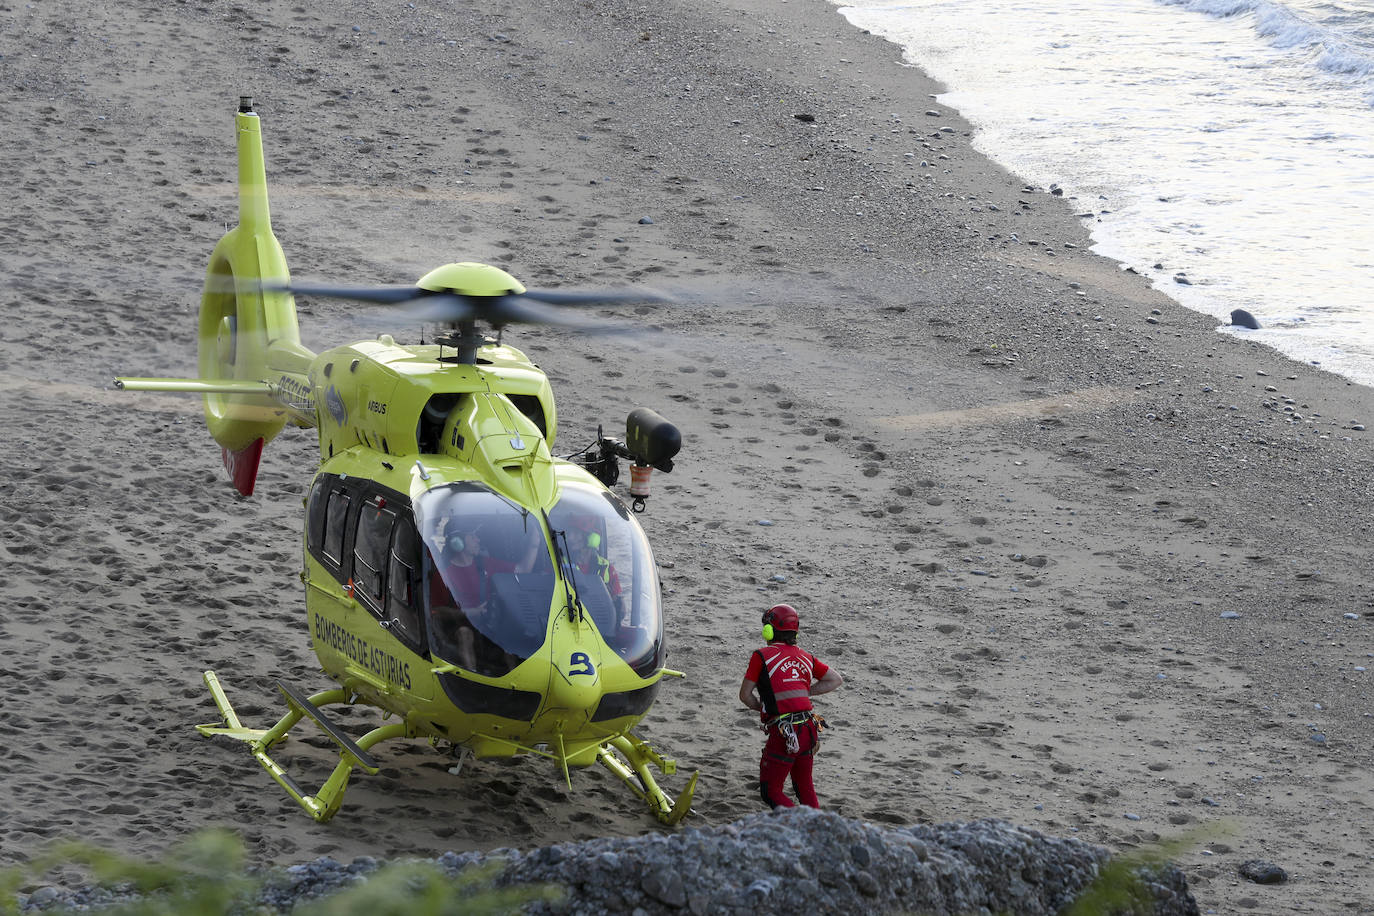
[569, 530, 624, 618]
[431, 519, 540, 670]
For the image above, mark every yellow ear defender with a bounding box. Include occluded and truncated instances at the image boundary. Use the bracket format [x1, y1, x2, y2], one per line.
[762, 622, 774, 641]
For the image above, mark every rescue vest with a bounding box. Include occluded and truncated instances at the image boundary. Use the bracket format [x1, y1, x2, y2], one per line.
[753, 645, 817, 719]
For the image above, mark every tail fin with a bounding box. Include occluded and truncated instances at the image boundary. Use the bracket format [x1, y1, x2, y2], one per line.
[116, 99, 315, 497]
[197, 98, 303, 469]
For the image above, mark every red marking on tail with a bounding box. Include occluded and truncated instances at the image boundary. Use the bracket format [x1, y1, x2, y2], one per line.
[223, 438, 265, 496]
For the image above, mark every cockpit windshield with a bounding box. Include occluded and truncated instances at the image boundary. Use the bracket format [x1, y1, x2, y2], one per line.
[548, 482, 664, 677]
[416, 482, 555, 677]
[415, 480, 664, 679]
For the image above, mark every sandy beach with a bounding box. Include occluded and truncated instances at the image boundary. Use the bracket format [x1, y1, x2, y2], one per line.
[2, 0, 1372, 911]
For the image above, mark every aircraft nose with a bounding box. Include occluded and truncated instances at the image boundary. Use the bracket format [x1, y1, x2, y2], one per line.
[543, 648, 602, 718]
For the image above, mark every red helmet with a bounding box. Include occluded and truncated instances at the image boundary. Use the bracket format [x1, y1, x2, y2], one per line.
[763, 604, 799, 632]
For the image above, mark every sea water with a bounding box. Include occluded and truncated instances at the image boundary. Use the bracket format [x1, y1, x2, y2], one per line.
[833, 0, 1374, 387]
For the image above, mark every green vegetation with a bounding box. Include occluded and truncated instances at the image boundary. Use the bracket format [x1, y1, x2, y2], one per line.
[1062, 825, 1225, 916]
[0, 830, 561, 916]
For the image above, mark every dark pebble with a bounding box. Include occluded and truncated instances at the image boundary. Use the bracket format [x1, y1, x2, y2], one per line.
[1238, 859, 1288, 884]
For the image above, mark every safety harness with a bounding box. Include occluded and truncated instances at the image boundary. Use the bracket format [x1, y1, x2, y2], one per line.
[753, 649, 824, 756]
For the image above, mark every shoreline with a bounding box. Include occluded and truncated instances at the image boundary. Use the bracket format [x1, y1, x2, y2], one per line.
[832, 0, 1374, 393]
[3, 0, 1372, 913]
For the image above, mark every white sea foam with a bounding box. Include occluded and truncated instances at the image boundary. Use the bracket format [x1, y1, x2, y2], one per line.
[1159, 0, 1374, 90]
[835, 0, 1374, 387]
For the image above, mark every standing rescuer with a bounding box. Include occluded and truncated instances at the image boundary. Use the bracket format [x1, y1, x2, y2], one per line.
[738, 603, 844, 809]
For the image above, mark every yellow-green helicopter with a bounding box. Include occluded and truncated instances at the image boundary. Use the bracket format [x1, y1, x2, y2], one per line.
[115, 98, 696, 824]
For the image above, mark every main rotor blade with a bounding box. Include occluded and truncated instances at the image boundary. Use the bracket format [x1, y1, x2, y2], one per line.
[485, 294, 628, 331]
[519, 287, 670, 306]
[258, 277, 665, 333]
[268, 282, 429, 305]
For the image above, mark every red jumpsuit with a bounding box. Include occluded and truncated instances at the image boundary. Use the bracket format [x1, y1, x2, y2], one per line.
[744, 644, 829, 809]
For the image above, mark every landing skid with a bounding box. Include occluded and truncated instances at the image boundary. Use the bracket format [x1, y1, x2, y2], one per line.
[597, 734, 697, 826]
[196, 671, 404, 822]
[195, 670, 697, 824]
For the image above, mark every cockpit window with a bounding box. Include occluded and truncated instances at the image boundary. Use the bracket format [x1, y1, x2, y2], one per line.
[415, 482, 555, 677]
[549, 483, 664, 677]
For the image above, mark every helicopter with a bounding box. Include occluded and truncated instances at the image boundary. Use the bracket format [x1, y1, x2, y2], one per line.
[114, 97, 697, 825]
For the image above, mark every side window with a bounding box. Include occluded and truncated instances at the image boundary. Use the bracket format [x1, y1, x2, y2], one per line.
[306, 476, 329, 554]
[386, 521, 424, 649]
[353, 501, 395, 609]
[324, 490, 351, 565]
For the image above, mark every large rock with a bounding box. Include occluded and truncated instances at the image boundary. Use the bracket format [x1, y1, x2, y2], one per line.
[14, 810, 1197, 913]
[478, 809, 1198, 915]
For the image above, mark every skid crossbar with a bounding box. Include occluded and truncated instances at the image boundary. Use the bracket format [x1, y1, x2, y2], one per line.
[278, 683, 378, 770]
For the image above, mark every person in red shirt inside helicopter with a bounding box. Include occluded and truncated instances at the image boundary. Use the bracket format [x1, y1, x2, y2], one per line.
[737, 603, 843, 809]
[431, 521, 540, 671]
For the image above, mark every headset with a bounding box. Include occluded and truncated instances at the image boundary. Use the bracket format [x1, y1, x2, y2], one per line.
[761, 604, 798, 642]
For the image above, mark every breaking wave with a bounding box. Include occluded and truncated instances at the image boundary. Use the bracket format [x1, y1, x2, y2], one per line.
[1156, 0, 1374, 96]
